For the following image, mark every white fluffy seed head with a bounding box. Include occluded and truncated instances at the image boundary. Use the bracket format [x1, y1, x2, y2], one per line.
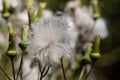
[74, 8, 95, 30]
[27, 16, 75, 66]
[66, 16, 79, 48]
[90, 18, 108, 41]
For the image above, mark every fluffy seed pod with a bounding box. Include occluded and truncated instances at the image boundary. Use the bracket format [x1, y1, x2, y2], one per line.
[27, 16, 75, 66]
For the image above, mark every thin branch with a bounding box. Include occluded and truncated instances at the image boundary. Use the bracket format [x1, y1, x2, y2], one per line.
[38, 61, 42, 73]
[79, 66, 86, 80]
[11, 58, 15, 80]
[60, 59, 66, 80]
[37, 61, 41, 80]
[40, 67, 46, 80]
[38, 61, 49, 80]
[16, 54, 23, 80]
[42, 66, 49, 77]
[20, 64, 23, 80]
[40, 72, 43, 80]
[85, 63, 96, 80]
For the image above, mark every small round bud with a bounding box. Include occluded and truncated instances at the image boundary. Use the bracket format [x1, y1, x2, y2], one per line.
[90, 52, 101, 63]
[6, 50, 17, 58]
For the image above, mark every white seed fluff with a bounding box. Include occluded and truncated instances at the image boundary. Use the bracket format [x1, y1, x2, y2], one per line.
[27, 17, 75, 66]
[90, 18, 108, 41]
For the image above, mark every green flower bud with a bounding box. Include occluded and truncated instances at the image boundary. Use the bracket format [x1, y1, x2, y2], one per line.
[91, 0, 100, 20]
[36, 2, 46, 19]
[2, 0, 10, 20]
[28, 7, 35, 24]
[90, 36, 101, 63]
[6, 23, 17, 58]
[81, 43, 92, 65]
[19, 25, 29, 54]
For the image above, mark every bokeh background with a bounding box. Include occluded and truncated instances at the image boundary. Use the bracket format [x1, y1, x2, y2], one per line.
[0, 0, 120, 80]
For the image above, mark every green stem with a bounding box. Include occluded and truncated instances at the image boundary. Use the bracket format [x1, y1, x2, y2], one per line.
[11, 58, 15, 80]
[79, 66, 86, 80]
[0, 65, 11, 80]
[16, 54, 23, 80]
[61, 59, 66, 80]
[85, 62, 96, 80]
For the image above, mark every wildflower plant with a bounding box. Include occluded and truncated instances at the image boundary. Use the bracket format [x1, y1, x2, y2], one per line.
[2, 0, 10, 20]
[0, 0, 106, 80]
[6, 22, 17, 80]
[27, 16, 75, 80]
[27, 16, 75, 66]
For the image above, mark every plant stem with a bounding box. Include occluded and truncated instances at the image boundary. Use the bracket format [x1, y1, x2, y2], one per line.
[37, 61, 41, 80]
[39, 66, 49, 80]
[85, 63, 96, 80]
[19, 55, 23, 80]
[40, 67, 46, 80]
[0, 65, 11, 80]
[20, 61, 23, 80]
[11, 58, 15, 80]
[79, 66, 86, 80]
[40, 73, 43, 80]
[42, 66, 49, 77]
[16, 54, 23, 80]
[60, 59, 66, 80]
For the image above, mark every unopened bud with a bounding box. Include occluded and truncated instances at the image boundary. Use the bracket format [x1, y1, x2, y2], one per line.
[36, 2, 46, 19]
[2, 0, 10, 19]
[19, 25, 29, 52]
[6, 23, 17, 58]
[90, 36, 101, 63]
[28, 7, 35, 25]
[91, 0, 100, 19]
[81, 43, 92, 65]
